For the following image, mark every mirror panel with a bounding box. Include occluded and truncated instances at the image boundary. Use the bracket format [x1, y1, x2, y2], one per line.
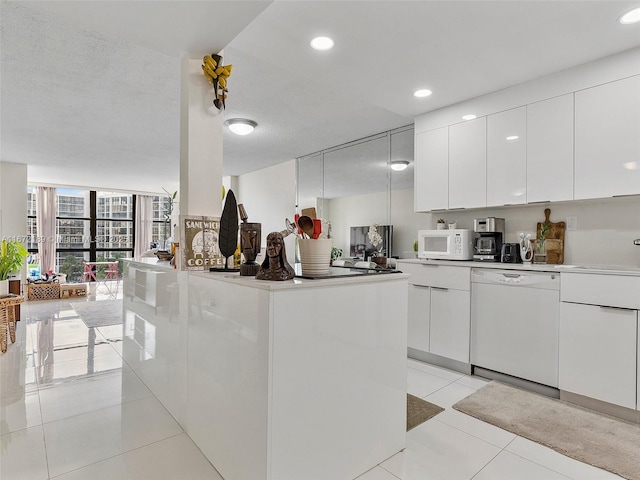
[297, 153, 324, 217]
[296, 125, 415, 260]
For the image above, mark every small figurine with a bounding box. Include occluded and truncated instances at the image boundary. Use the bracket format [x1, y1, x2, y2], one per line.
[256, 231, 295, 281]
[519, 232, 533, 264]
[238, 204, 262, 276]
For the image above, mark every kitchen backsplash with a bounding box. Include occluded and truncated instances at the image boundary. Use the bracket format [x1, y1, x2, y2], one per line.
[427, 196, 640, 267]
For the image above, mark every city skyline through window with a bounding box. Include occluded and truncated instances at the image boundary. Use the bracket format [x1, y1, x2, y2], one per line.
[27, 187, 171, 281]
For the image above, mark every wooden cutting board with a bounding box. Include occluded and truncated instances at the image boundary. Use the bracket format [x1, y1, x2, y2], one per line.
[536, 208, 566, 264]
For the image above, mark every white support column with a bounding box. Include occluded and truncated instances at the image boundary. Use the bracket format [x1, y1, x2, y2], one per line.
[179, 53, 224, 218]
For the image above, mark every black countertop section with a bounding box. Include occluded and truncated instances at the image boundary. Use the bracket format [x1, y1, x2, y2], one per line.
[295, 266, 401, 280]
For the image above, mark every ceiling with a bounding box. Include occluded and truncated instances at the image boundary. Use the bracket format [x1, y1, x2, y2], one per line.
[2, 0, 640, 194]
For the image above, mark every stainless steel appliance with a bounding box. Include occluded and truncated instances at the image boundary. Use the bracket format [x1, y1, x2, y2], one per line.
[473, 217, 505, 262]
[500, 243, 522, 263]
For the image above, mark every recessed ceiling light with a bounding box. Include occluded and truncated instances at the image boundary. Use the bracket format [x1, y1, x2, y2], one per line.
[620, 7, 640, 24]
[310, 36, 334, 50]
[506, 135, 519, 141]
[390, 160, 410, 171]
[413, 89, 432, 98]
[462, 114, 477, 120]
[224, 118, 258, 136]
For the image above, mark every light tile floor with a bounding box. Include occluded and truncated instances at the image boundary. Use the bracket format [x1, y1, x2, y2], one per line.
[0, 284, 624, 480]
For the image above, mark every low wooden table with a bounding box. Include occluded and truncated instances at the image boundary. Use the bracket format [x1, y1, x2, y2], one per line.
[0, 294, 24, 353]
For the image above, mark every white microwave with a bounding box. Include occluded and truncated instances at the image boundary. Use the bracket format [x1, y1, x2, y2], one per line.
[417, 229, 474, 260]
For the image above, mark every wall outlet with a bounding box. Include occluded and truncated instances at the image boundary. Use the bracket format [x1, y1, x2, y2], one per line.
[566, 215, 578, 231]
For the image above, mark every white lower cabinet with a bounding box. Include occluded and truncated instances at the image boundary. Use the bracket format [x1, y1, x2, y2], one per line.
[407, 284, 430, 352]
[399, 261, 470, 363]
[560, 272, 640, 410]
[559, 302, 637, 409]
[430, 287, 470, 363]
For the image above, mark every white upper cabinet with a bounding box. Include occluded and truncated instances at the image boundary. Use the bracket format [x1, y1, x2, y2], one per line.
[449, 117, 487, 209]
[526, 94, 574, 203]
[574, 75, 640, 200]
[487, 107, 526, 206]
[415, 127, 448, 212]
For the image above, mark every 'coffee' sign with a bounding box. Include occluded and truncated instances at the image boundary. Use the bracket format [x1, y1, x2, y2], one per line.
[180, 215, 224, 271]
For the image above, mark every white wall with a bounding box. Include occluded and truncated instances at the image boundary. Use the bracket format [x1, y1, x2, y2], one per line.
[424, 197, 640, 267]
[237, 160, 296, 265]
[0, 162, 28, 280]
[0, 162, 28, 240]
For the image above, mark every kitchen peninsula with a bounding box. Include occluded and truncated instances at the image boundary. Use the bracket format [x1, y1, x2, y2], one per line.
[122, 258, 409, 480]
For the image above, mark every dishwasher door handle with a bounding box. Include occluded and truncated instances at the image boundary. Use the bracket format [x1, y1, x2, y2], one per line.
[600, 305, 636, 312]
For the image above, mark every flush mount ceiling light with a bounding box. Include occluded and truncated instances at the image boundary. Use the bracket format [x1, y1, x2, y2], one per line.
[224, 118, 257, 136]
[390, 160, 410, 171]
[413, 89, 432, 98]
[310, 36, 334, 50]
[462, 114, 477, 120]
[506, 135, 519, 141]
[620, 7, 640, 24]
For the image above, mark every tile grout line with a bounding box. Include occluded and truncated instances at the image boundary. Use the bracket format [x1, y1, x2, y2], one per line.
[46, 431, 186, 479]
[468, 434, 521, 480]
[504, 443, 590, 480]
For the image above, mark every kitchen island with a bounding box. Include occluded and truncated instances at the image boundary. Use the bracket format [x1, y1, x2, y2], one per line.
[122, 259, 409, 480]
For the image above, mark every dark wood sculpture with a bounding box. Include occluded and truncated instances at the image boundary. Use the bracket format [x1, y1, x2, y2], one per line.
[256, 231, 295, 281]
[238, 203, 261, 276]
[211, 189, 239, 272]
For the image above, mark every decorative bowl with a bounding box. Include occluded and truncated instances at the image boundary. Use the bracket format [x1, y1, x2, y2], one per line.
[156, 250, 174, 262]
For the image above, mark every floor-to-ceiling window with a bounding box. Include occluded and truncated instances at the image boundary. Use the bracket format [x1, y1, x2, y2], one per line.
[151, 195, 172, 248]
[27, 188, 171, 282]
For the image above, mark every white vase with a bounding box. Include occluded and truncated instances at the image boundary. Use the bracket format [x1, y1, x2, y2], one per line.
[0, 279, 8, 297]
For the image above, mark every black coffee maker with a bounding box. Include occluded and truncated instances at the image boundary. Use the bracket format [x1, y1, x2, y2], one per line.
[473, 217, 505, 262]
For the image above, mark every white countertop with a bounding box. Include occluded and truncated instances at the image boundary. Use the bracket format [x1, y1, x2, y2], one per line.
[189, 268, 409, 291]
[395, 258, 640, 276]
[124, 258, 409, 290]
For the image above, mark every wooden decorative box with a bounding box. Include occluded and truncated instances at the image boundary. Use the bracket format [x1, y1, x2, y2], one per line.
[59, 283, 88, 298]
[27, 283, 61, 301]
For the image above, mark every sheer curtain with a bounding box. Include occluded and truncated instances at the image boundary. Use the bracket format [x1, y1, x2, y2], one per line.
[135, 195, 153, 257]
[36, 186, 57, 273]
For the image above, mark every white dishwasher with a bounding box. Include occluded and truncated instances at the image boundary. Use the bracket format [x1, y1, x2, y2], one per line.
[470, 268, 560, 387]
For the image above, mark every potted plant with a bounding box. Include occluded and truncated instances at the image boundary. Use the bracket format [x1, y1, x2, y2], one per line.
[330, 246, 343, 264]
[534, 221, 550, 264]
[0, 239, 28, 296]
